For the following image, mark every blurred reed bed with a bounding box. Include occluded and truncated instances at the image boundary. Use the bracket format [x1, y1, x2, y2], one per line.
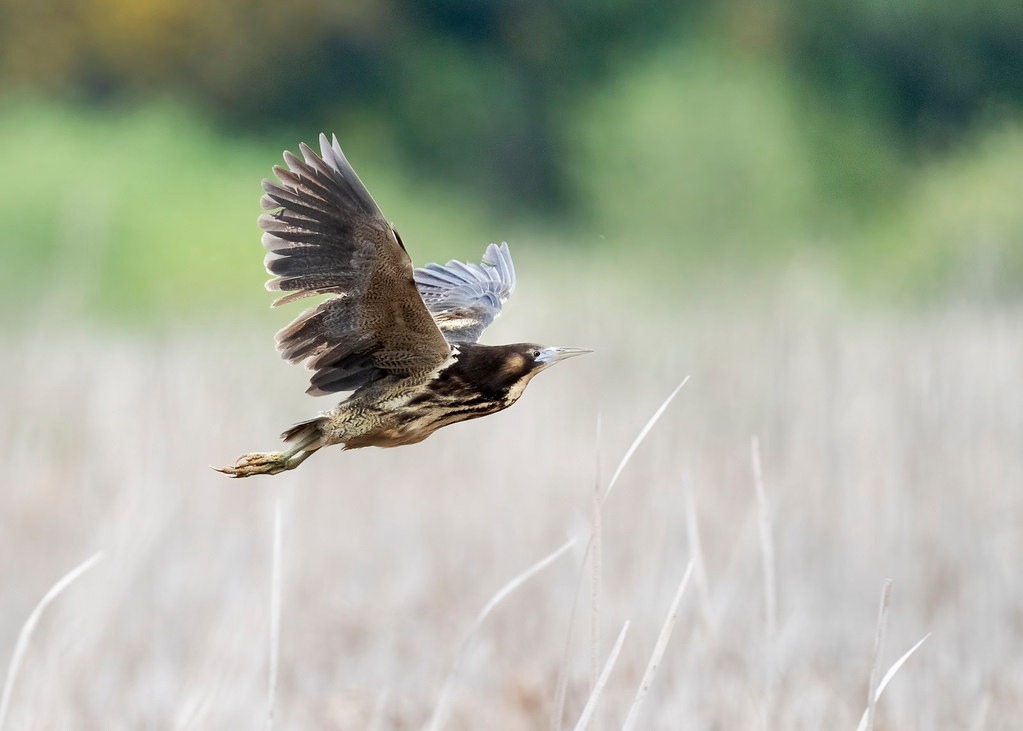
[1, 280, 1021, 729]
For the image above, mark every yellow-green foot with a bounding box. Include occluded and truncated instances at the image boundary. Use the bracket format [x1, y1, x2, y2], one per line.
[214, 449, 311, 478]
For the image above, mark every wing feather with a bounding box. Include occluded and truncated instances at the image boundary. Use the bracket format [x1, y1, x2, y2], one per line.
[413, 242, 516, 344]
[261, 134, 450, 395]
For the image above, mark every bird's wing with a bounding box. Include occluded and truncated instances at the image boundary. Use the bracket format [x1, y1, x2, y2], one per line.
[413, 242, 516, 344]
[261, 134, 452, 396]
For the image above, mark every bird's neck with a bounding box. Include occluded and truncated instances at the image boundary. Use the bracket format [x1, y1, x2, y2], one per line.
[448, 343, 534, 404]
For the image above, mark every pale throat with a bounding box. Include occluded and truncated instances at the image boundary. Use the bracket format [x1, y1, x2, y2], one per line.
[504, 370, 539, 405]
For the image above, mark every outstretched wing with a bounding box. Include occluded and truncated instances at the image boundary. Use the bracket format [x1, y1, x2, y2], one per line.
[413, 242, 516, 344]
[261, 134, 451, 396]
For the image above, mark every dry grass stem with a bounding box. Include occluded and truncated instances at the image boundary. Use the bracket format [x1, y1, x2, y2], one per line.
[174, 691, 213, 729]
[552, 381, 687, 731]
[427, 538, 576, 731]
[621, 560, 695, 731]
[751, 436, 777, 641]
[863, 579, 893, 731]
[468, 538, 576, 639]
[751, 435, 777, 726]
[267, 499, 283, 731]
[856, 632, 931, 731]
[603, 377, 689, 501]
[551, 568, 585, 731]
[591, 479, 603, 699]
[571, 620, 630, 731]
[0, 552, 104, 731]
[683, 475, 715, 632]
[592, 415, 604, 700]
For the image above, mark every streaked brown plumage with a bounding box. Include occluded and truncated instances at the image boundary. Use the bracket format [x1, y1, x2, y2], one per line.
[217, 134, 589, 477]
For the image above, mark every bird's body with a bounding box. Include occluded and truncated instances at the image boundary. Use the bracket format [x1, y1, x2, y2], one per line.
[218, 135, 589, 477]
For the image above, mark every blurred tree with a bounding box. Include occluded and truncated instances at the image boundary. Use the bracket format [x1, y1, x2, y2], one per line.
[785, 0, 1023, 148]
[0, 0, 697, 212]
[2, 0, 1022, 215]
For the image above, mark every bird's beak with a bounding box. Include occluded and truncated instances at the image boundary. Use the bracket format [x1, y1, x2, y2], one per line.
[536, 346, 593, 367]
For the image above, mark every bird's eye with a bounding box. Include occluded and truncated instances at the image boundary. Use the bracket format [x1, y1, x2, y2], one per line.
[531, 349, 541, 359]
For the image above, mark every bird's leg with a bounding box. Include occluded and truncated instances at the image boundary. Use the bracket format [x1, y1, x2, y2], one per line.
[215, 436, 319, 478]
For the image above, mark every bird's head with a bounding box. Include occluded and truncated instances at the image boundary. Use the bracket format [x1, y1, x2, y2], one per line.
[454, 342, 592, 405]
[486, 344, 592, 401]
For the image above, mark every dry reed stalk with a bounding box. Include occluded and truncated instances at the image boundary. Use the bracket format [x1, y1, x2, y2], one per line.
[174, 691, 213, 729]
[267, 499, 283, 731]
[604, 378, 689, 501]
[620, 561, 694, 731]
[591, 474, 603, 701]
[427, 538, 576, 731]
[571, 621, 630, 731]
[551, 379, 689, 731]
[751, 436, 777, 641]
[592, 415, 603, 706]
[864, 579, 892, 731]
[551, 563, 586, 731]
[751, 436, 777, 725]
[682, 476, 715, 632]
[0, 552, 104, 731]
[855, 631, 931, 731]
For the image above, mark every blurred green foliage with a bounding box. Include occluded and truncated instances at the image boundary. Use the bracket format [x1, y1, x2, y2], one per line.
[853, 123, 1023, 299]
[0, 101, 267, 319]
[2, 91, 1020, 321]
[1, 0, 1022, 316]
[0, 0, 692, 211]
[569, 43, 898, 259]
[4, 0, 1023, 211]
[0, 99, 497, 320]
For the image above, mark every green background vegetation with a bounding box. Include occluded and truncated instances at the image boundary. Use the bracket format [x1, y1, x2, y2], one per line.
[1, 0, 1022, 320]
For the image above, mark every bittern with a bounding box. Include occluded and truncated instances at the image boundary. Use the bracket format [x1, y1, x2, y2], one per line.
[217, 135, 590, 477]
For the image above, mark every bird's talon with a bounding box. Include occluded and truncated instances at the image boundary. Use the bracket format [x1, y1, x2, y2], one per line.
[214, 452, 288, 478]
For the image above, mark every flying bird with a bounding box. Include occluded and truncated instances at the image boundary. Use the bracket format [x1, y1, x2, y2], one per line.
[217, 135, 590, 477]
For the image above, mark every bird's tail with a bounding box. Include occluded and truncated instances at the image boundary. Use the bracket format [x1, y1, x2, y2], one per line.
[280, 416, 328, 450]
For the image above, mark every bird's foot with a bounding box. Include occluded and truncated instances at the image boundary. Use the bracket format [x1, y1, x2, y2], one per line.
[214, 450, 306, 478]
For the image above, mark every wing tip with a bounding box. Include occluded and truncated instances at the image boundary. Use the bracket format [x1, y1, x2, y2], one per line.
[482, 241, 516, 291]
